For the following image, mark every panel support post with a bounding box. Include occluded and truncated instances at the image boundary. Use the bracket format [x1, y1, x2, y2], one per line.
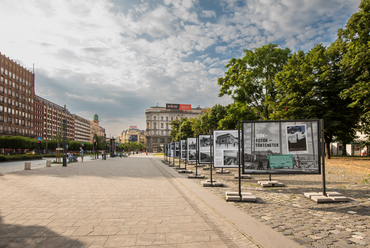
[321, 119, 327, 197]
[238, 121, 241, 200]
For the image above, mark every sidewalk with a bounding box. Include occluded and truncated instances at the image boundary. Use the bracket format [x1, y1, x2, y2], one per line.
[0, 154, 280, 247]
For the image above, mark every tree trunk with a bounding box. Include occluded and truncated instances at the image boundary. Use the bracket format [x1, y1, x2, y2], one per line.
[325, 137, 331, 159]
[341, 143, 347, 156]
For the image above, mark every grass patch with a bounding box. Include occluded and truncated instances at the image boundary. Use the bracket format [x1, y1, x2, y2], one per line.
[360, 178, 370, 184]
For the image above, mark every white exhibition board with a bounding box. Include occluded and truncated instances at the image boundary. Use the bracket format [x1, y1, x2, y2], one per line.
[213, 130, 239, 168]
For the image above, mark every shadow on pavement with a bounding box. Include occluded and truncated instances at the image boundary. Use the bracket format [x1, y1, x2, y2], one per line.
[0, 215, 84, 247]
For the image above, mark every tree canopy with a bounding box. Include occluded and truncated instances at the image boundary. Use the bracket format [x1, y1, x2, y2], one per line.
[218, 43, 291, 120]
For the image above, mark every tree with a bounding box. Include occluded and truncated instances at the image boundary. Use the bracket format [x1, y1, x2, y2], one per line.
[271, 43, 360, 158]
[218, 103, 259, 129]
[169, 117, 187, 141]
[339, 0, 370, 143]
[218, 43, 291, 120]
[199, 104, 229, 132]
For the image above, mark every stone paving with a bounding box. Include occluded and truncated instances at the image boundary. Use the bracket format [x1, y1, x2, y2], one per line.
[174, 158, 370, 248]
[0, 154, 259, 247]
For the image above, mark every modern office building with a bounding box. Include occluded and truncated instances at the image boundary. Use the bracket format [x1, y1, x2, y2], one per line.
[73, 114, 91, 143]
[0, 52, 36, 137]
[35, 95, 75, 140]
[119, 126, 147, 145]
[145, 103, 204, 152]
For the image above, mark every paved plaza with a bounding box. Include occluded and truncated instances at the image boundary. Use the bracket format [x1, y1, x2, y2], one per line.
[0, 154, 298, 248]
[1, 155, 369, 248]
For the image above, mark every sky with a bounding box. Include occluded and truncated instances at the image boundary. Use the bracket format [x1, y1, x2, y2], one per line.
[0, 0, 361, 137]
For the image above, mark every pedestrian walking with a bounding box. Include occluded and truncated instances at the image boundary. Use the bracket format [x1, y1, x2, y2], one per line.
[80, 147, 84, 162]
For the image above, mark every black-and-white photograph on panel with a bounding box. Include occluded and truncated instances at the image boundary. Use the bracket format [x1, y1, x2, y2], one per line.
[242, 120, 320, 174]
[187, 138, 197, 162]
[198, 134, 212, 164]
[180, 140, 187, 160]
[175, 141, 180, 158]
[213, 130, 239, 168]
[170, 142, 174, 158]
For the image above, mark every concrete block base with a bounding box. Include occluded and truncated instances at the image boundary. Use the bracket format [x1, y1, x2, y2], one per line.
[24, 162, 31, 170]
[258, 181, 285, 187]
[234, 174, 251, 179]
[187, 174, 205, 179]
[304, 192, 349, 203]
[46, 160, 51, 167]
[225, 191, 257, 202]
[216, 170, 230, 174]
[201, 180, 223, 187]
[178, 170, 193, 173]
[203, 166, 210, 170]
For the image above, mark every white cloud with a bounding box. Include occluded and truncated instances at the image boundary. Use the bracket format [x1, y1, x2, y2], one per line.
[202, 10, 216, 18]
[0, 0, 362, 135]
[215, 46, 228, 54]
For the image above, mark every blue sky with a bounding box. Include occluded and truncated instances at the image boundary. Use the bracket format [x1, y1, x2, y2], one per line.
[0, 0, 361, 137]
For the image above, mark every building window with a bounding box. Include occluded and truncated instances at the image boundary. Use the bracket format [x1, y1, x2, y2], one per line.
[154, 116, 156, 120]
[154, 131, 156, 135]
[153, 123, 156, 129]
[161, 123, 163, 128]
[167, 138, 172, 143]
[160, 138, 165, 143]
[147, 123, 149, 129]
[166, 123, 168, 129]
[161, 131, 163, 135]
[161, 116, 163, 121]
[171, 117, 173, 121]
[153, 138, 157, 143]
[166, 117, 168, 121]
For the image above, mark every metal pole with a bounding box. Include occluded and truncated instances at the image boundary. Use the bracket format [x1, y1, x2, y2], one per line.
[179, 117, 181, 168]
[62, 119, 67, 167]
[195, 135, 199, 176]
[172, 142, 175, 166]
[238, 121, 241, 199]
[321, 119, 327, 196]
[209, 131, 213, 183]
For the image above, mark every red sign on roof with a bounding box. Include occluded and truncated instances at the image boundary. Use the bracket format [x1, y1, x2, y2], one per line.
[179, 104, 191, 110]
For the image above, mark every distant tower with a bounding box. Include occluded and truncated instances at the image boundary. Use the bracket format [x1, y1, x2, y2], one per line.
[93, 114, 99, 122]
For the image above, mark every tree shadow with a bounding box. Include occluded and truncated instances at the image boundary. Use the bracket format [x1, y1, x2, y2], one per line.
[0, 214, 85, 247]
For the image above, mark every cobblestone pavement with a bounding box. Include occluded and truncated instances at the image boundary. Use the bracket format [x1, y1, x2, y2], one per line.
[0, 154, 259, 247]
[174, 157, 370, 248]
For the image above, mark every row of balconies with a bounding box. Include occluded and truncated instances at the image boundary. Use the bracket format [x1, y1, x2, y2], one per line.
[0, 121, 32, 127]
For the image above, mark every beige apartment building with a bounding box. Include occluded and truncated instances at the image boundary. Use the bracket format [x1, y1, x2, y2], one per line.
[119, 126, 147, 145]
[73, 114, 91, 143]
[145, 103, 204, 152]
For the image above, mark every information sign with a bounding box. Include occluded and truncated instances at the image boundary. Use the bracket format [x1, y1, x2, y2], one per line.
[268, 155, 294, 168]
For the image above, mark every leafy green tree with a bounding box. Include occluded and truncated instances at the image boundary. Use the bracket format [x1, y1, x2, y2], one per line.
[218, 103, 259, 129]
[199, 104, 229, 133]
[218, 43, 291, 120]
[170, 117, 188, 141]
[271, 43, 360, 158]
[178, 118, 195, 140]
[338, 0, 370, 143]
[188, 116, 202, 136]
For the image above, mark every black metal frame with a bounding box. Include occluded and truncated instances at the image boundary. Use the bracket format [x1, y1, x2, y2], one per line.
[213, 129, 239, 169]
[241, 119, 322, 175]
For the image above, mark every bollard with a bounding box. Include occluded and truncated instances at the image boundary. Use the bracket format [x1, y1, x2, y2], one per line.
[46, 160, 51, 167]
[25, 162, 31, 170]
